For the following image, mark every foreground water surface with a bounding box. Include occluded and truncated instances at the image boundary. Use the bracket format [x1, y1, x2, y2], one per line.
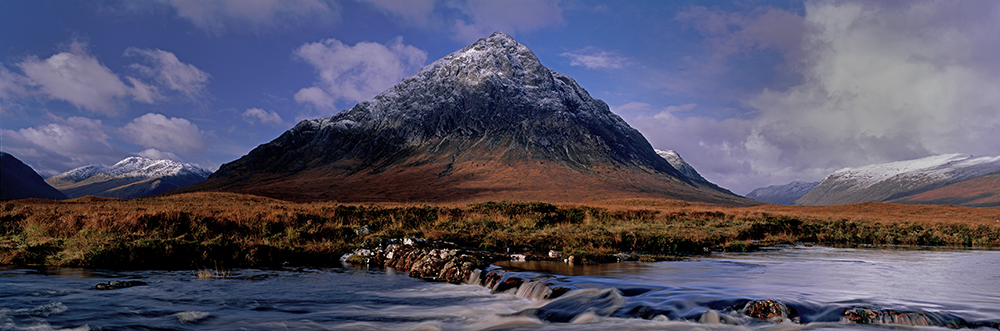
[2, 245, 998, 330]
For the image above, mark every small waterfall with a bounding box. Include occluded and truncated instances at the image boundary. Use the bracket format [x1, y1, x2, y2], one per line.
[514, 277, 553, 301]
[466, 269, 482, 285]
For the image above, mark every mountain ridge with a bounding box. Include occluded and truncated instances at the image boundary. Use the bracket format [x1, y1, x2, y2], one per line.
[47, 156, 212, 199]
[796, 154, 1000, 206]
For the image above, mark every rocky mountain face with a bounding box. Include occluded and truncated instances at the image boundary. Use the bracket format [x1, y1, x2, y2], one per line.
[46, 157, 212, 199]
[184, 32, 748, 204]
[745, 181, 820, 205]
[1, 152, 68, 200]
[795, 154, 1000, 206]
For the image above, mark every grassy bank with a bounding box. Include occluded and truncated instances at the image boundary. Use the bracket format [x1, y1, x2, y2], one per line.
[2, 192, 999, 268]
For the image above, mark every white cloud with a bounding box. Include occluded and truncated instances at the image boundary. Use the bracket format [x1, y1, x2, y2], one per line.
[294, 37, 427, 111]
[120, 113, 210, 156]
[125, 48, 210, 99]
[13, 42, 154, 115]
[453, 0, 564, 42]
[155, 0, 338, 35]
[136, 148, 182, 161]
[293, 86, 335, 110]
[560, 47, 630, 69]
[0, 116, 129, 174]
[241, 107, 283, 125]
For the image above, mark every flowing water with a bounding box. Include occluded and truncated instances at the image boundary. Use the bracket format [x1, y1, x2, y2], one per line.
[2, 245, 998, 330]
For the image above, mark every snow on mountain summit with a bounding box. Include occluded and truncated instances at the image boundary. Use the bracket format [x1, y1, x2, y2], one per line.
[827, 154, 973, 189]
[102, 157, 212, 179]
[49, 164, 109, 183]
[46, 156, 213, 199]
[49, 157, 212, 183]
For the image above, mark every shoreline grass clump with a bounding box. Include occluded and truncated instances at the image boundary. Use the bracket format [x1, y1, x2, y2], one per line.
[1, 192, 999, 268]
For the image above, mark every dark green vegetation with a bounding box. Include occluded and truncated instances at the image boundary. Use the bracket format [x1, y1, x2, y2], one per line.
[2, 193, 999, 268]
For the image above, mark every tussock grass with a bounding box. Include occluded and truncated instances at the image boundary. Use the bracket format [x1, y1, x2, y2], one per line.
[1, 192, 998, 268]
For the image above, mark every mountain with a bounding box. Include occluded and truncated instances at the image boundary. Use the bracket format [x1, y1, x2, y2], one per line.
[655, 149, 709, 183]
[46, 157, 212, 199]
[796, 154, 1000, 206]
[182, 32, 749, 205]
[745, 181, 821, 205]
[1, 152, 68, 200]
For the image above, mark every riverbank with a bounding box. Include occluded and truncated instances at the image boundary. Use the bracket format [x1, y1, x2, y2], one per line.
[2, 192, 999, 268]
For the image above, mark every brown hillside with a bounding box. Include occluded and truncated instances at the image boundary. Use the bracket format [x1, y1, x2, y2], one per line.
[889, 172, 1000, 207]
[188, 156, 749, 205]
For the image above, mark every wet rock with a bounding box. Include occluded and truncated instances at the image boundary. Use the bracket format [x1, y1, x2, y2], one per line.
[742, 299, 797, 322]
[493, 276, 524, 293]
[94, 280, 147, 290]
[548, 286, 572, 300]
[841, 308, 932, 326]
[343, 239, 501, 284]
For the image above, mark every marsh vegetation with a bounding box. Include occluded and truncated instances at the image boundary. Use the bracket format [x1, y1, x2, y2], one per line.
[2, 192, 998, 268]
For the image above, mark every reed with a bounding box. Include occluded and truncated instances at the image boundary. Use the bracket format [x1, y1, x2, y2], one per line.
[1, 192, 998, 268]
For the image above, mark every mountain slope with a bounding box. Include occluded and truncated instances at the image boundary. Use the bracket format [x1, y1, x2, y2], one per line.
[1, 152, 68, 200]
[796, 154, 1000, 206]
[47, 157, 212, 199]
[746, 181, 821, 205]
[183, 32, 750, 205]
[889, 170, 1000, 207]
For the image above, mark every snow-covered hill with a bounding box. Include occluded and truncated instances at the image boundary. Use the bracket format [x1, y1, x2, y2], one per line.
[46, 157, 212, 199]
[796, 154, 1000, 205]
[745, 181, 821, 205]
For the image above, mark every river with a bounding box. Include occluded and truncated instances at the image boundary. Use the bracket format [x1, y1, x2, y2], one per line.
[2, 245, 998, 330]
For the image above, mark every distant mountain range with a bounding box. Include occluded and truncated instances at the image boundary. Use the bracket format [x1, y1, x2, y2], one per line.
[46, 157, 212, 199]
[745, 181, 820, 205]
[1, 152, 67, 200]
[179, 32, 749, 205]
[747, 154, 1000, 207]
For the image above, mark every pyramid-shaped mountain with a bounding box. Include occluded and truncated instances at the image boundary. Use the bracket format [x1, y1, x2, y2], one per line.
[183, 32, 750, 204]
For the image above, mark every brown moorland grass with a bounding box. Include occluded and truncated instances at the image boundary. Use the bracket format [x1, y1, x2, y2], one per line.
[2, 192, 998, 269]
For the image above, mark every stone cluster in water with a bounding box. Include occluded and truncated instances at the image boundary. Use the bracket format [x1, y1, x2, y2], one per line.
[342, 238, 506, 284]
[94, 280, 147, 290]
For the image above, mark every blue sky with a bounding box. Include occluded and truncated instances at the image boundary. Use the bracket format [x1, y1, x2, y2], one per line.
[2, 0, 998, 195]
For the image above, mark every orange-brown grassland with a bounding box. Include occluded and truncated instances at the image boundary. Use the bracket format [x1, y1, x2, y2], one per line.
[2, 192, 998, 269]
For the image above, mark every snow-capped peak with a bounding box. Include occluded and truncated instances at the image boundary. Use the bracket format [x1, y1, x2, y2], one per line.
[102, 156, 212, 179]
[49, 157, 212, 183]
